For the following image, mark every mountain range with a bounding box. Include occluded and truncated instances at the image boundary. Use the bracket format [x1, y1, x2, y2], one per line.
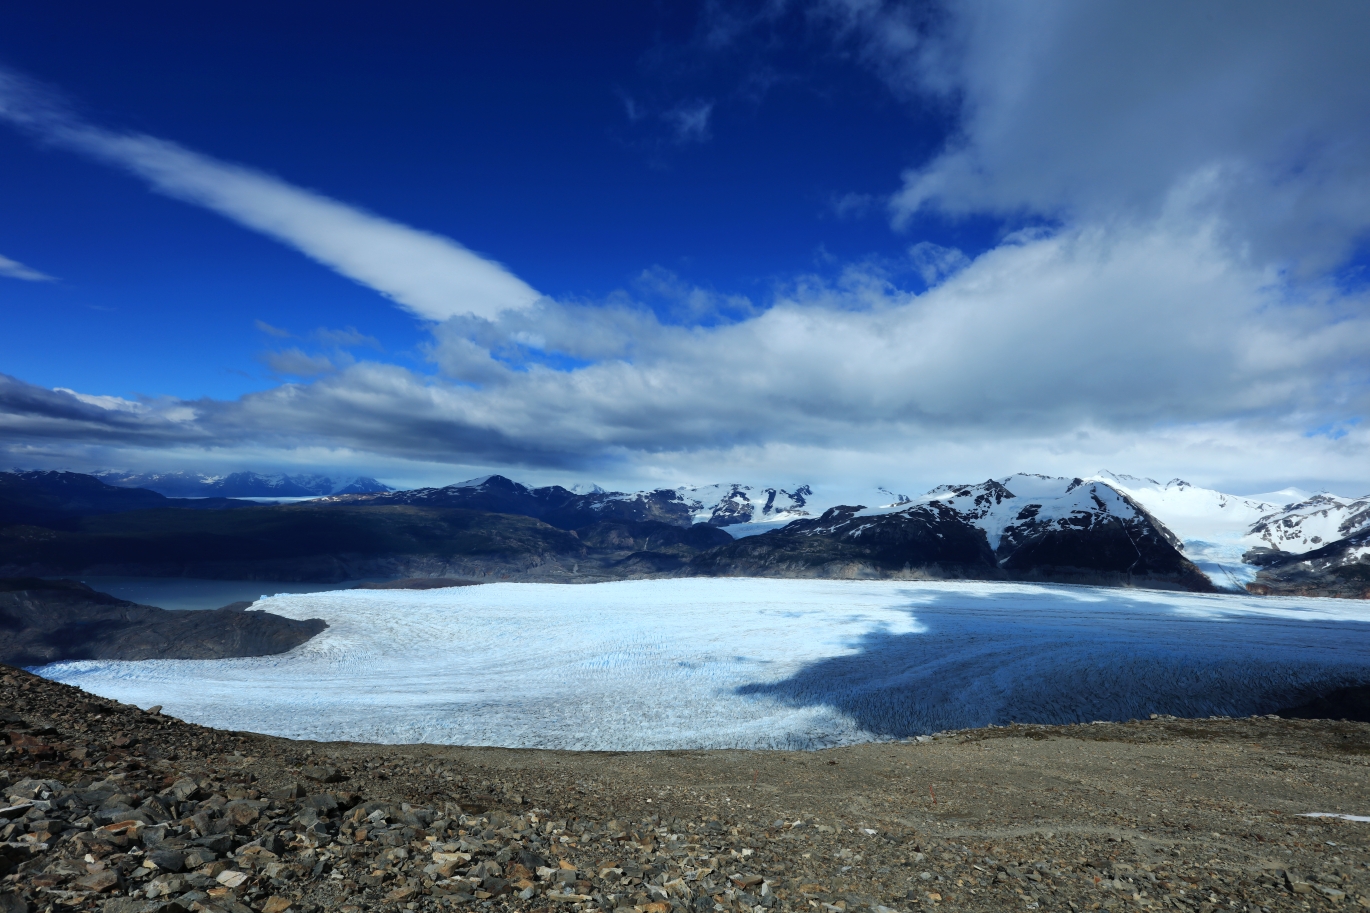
[324, 475, 812, 530]
[0, 468, 1365, 596]
[92, 470, 393, 498]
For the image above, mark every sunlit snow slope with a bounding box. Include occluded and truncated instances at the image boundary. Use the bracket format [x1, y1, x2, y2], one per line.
[36, 580, 1370, 750]
[1087, 472, 1279, 588]
[1089, 473, 1370, 588]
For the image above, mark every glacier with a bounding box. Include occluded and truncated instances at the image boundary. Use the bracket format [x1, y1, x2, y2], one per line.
[34, 579, 1370, 751]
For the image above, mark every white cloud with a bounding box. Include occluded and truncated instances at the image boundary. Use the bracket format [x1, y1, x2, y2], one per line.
[907, 241, 968, 285]
[828, 0, 1370, 275]
[5, 219, 1368, 493]
[0, 253, 53, 281]
[0, 68, 540, 321]
[51, 389, 148, 414]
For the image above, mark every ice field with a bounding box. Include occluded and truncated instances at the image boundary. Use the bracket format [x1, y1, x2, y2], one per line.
[36, 579, 1370, 751]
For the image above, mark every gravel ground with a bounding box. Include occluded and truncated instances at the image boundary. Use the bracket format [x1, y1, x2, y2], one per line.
[3, 664, 1369, 913]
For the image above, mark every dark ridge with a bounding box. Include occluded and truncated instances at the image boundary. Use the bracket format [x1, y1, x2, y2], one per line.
[353, 578, 482, 590]
[0, 470, 258, 531]
[0, 578, 326, 666]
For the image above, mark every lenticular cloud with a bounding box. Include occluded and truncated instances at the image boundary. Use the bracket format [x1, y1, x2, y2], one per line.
[37, 580, 1370, 750]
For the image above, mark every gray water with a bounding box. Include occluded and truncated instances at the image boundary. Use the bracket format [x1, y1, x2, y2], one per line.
[65, 576, 387, 611]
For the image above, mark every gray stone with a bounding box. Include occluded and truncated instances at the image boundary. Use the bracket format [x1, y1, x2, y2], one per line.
[300, 766, 343, 784]
[147, 849, 186, 873]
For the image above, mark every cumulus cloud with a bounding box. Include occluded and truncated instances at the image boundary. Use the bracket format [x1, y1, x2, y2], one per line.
[822, 0, 1370, 274]
[0, 253, 53, 281]
[907, 241, 968, 286]
[0, 67, 540, 321]
[4, 219, 1368, 492]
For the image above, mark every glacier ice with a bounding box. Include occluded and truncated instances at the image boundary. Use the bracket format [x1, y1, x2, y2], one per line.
[34, 578, 1370, 751]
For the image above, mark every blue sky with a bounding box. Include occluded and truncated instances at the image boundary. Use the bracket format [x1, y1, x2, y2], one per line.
[2, 1, 1369, 496]
[1, 1, 971, 398]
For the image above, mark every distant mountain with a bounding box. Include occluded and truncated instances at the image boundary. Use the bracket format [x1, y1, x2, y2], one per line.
[332, 476, 392, 495]
[94, 470, 393, 498]
[325, 475, 813, 530]
[1247, 528, 1370, 598]
[1082, 471, 1370, 589]
[0, 470, 255, 529]
[1244, 492, 1370, 552]
[4, 468, 1367, 596]
[674, 483, 812, 527]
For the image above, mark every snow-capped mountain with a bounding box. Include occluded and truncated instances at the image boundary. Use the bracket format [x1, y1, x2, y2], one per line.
[696, 473, 1210, 590]
[328, 475, 813, 531]
[674, 483, 812, 527]
[1086, 472, 1278, 542]
[1244, 493, 1370, 553]
[94, 470, 392, 499]
[1074, 472, 1370, 588]
[741, 471, 1369, 592]
[1078, 472, 1281, 588]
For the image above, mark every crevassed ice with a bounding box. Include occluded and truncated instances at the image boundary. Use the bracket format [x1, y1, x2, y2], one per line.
[36, 579, 1370, 751]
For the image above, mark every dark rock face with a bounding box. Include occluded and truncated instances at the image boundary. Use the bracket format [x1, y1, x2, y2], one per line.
[997, 510, 1204, 586]
[1247, 529, 1370, 598]
[543, 489, 695, 530]
[0, 578, 327, 667]
[574, 519, 733, 552]
[691, 504, 1002, 579]
[702, 489, 756, 527]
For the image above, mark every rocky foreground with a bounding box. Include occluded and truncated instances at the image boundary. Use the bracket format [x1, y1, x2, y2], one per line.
[2, 666, 1369, 913]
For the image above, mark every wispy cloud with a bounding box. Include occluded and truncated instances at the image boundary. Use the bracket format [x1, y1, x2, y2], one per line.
[830, 192, 875, 220]
[0, 67, 540, 321]
[259, 348, 339, 377]
[664, 100, 714, 143]
[312, 326, 381, 350]
[0, 253, 53, 282]
[254, 319, 292, 338]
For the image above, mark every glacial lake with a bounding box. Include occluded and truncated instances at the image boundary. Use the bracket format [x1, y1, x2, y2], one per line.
[63, 576, 386, 611]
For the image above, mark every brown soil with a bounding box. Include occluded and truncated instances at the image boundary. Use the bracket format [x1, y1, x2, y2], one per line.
[2, 666, 1368, 913]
